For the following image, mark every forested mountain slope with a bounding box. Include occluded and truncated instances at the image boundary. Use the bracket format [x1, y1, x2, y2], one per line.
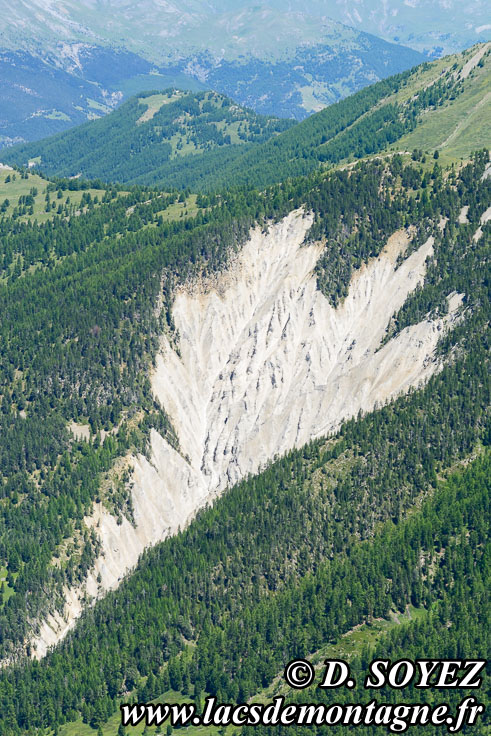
[26, 432, 488, 736]
[0, 1, 427, 127]
[0, 38, 489, 734]
[185, 41, 490, 191]
[2, 90, 294, 183]
[0, 135, 489, 663]
[0, 144, 489, 728]
[7, 43, 489, 191]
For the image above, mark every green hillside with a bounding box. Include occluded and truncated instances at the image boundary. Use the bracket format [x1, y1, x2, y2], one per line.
[0, 36, 489, 736]
[33, 452, 491, 736]
[0, 167, 111, 226]
[0, 134, 489, 732]
[195, 42, 490, 191]
[4, 44, 490, 191]
[2, 89, 294, 184]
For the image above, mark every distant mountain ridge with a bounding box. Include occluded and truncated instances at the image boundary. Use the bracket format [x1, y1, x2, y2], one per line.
[0, 35, 425, 146]
[0, 47, 207, 148]
[189, 33, 423, 118]
[2, 0, 488, 60]
[313, 0, 490, 57]
[7, 44, 489, 191]
[0, 2, 428, 145]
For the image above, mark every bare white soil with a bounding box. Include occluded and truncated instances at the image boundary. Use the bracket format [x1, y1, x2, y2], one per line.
[473, 205, 491, 241]
[69, 421, 91, 441]
[32, 209, 463, 657]
[458, 42, 490, 80]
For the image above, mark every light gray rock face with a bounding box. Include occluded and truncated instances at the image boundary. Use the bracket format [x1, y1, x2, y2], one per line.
[32, 209, 463, 657]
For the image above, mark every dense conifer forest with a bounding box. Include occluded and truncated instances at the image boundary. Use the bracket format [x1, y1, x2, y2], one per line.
[0, 44, 489, 736]
[5, 45, 489, 191]
[2, 90, 294, 187]
[0, 147, 489, 733]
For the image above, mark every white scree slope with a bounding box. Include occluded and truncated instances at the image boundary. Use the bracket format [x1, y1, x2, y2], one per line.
[33, 208, 462, 657]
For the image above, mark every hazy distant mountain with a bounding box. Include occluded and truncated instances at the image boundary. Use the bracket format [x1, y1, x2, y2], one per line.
[1, 0, 486, 145]
[0, 46, 206, 148]
[313, 0, 490, 57]
[0, 1, 426, 145]
[7, 42, 489, 192]
[1, 1, 488, 59]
